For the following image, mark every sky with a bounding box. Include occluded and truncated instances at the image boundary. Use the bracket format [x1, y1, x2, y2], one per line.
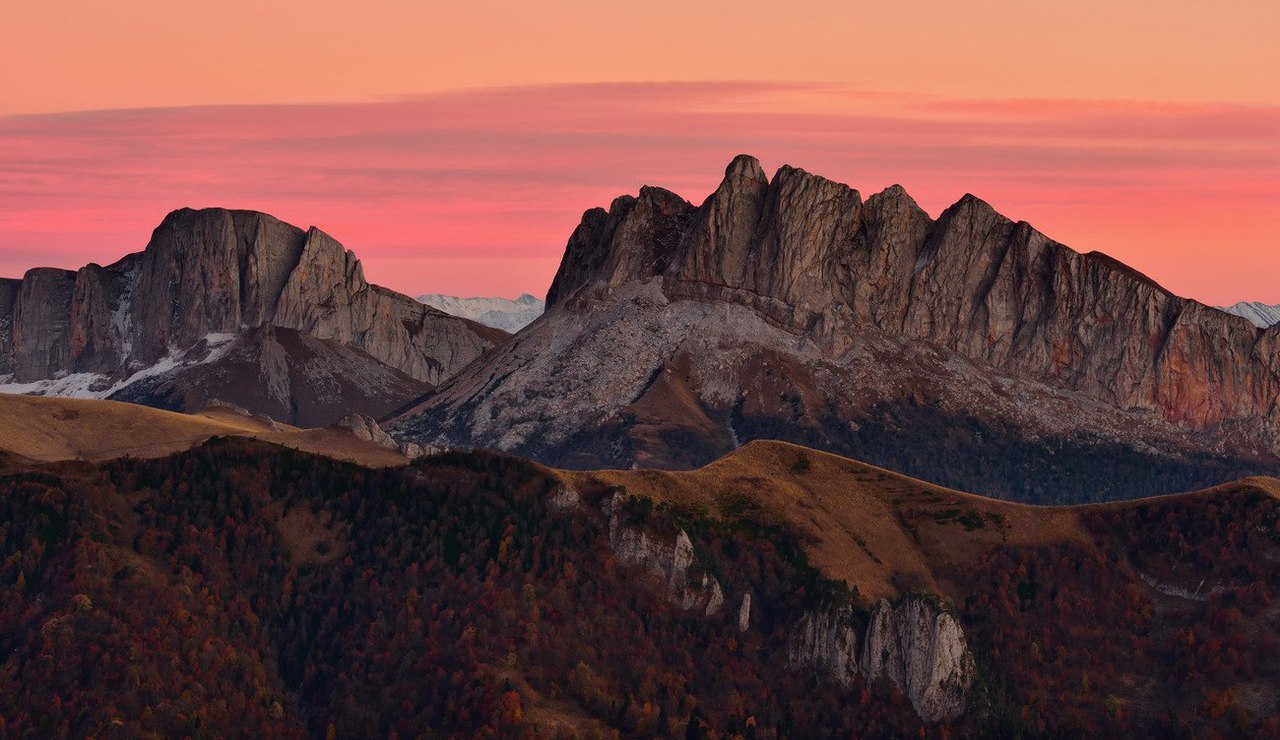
[1, 1, 1277, 304]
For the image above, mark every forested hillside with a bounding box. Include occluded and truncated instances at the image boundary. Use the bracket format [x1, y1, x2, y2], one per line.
[0, 439, 1276, 737]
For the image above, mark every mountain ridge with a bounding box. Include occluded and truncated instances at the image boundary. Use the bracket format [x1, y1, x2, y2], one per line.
[1, 425, 1276, 736]
[0, 207, 507, 423]
[416, 292, 544, 332]
[1220, 300, 1280, 328]
[391, 155, 1280, 501]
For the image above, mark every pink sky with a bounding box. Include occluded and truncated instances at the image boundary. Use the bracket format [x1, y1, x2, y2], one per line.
[2, 2, 1278, 305]
[1, 83, 1276, 305]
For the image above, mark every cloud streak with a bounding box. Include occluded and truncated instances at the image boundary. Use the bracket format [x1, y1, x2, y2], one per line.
[0, 82, 1276, 303]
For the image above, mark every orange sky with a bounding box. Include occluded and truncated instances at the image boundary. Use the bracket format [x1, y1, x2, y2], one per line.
[4, 1, 1278, 113]
[1, 1, 1277, 304]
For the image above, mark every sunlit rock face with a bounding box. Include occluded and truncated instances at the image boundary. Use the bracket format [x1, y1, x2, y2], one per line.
[0, 208, 506, 423]
[393, 155, 1280, 502]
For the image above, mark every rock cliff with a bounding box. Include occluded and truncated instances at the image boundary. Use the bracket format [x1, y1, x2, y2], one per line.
[602, 492, 725, 616]
[787, 595, 973, 723]
[545, 155, 1280, 434]
[391, 155, 1280, 502]
[861, 597, 972, 723]
[786, 604, 861, 687]
[0, 208, 506, 423]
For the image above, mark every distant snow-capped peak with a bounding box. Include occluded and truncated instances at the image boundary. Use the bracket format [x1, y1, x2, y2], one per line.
[417, 293, 544, 332]
[1219, 301, 1280, 328]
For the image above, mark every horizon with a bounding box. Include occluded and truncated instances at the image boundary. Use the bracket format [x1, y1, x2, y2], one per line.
[2, 150, 1278, 310]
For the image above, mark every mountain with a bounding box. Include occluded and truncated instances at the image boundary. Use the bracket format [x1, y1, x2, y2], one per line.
[417, 292, 545, 332]
[1220, 301, 1280, 328]
[1, 433, 1276, 736]
[0, 208, 507, 424]
[390, 155, 1280, 503]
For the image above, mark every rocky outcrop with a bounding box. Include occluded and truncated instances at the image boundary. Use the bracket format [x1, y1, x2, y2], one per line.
[787, 604, 861, 687]
[336, 412, 445, 458]
[788, 595, 973, 723]
[862, 597, 973, 723]
[602, 492, 724, 616]
[0, 208, 505, 421]
[392, 155, 1280, 501]
[399, 441, 442, 459]
[542, 155, 1280, 434]
[335, 413, 399, 450]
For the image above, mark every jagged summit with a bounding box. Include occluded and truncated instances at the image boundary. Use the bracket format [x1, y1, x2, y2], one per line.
[549, 156, 1189, 318]
[393, 155, 1280, 501]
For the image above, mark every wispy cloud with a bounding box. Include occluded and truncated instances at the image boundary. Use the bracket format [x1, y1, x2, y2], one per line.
[1, 82, 1276, 302]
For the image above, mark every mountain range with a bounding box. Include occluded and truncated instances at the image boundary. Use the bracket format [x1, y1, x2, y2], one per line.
[417, 292, 545, 332]
[0, 208, 505, 426]
[2, 156, 1279, 736]
[1220, 301, 1280, 328]
[389, 155, 1280, 503]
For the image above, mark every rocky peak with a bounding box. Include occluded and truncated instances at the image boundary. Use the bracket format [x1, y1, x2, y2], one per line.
[545, 197, 632, 308]
[673, 154, 770, 292]
[0, 207, 505, 401]
[535, 155, 1280, 435]
[131, 208, 308, 364]
[545, 187, 696, 309]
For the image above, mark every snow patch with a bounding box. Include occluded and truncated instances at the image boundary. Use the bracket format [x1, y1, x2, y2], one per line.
[417, 293, 544, 332]
[0, 332, 240, 400]
[1218, 301, 1280, 329]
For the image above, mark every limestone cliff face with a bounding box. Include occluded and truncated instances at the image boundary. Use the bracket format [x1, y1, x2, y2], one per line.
[0, 208, 505, 391]
[10, 268, 77, 381]
[788, 595, 973, 723]
[861, 597, 973, 723]
[545, 155, 1279, 435]
[603, 492, 724, 616]
[786, 605, 860, 687]
[394, 155, 1280, 499]
[0, 278, 18, 375]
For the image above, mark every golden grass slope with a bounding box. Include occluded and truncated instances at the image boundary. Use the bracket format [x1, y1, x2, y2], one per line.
[565, 439, 1280, 602]
[0, 393, 407, 468]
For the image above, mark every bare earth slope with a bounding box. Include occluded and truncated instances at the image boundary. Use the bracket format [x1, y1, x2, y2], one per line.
[105, 326, 431, 427]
